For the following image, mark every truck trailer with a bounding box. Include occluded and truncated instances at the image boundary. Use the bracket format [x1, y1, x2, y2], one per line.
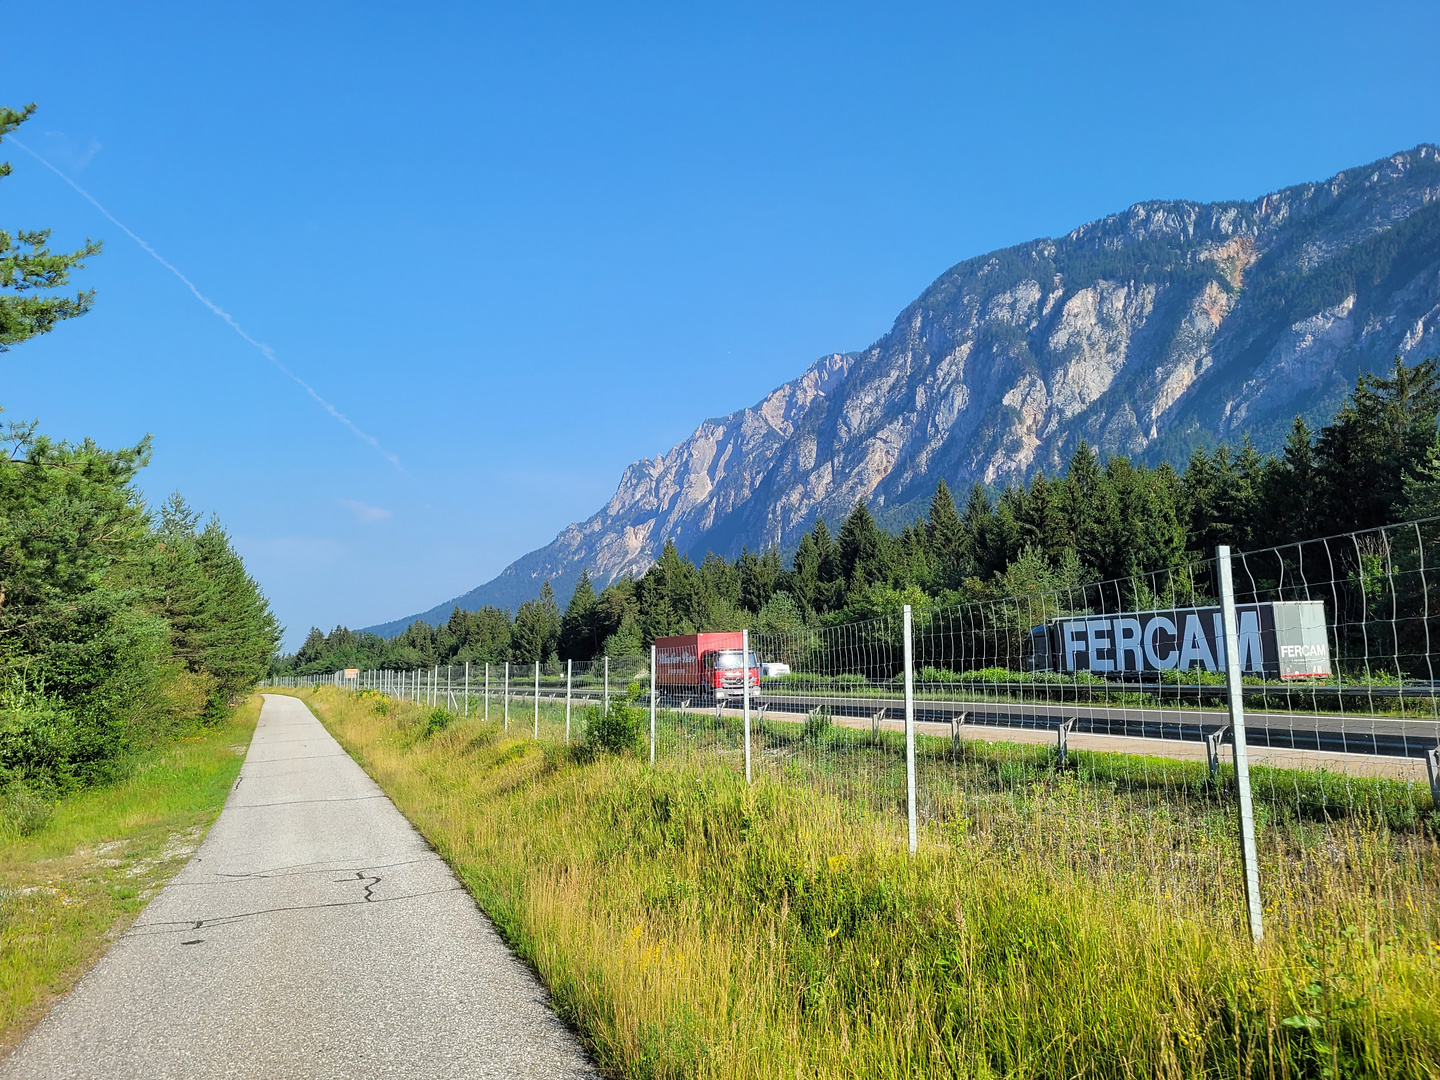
[1026, 600, 1331, 679]
[653, 632, 760, 704]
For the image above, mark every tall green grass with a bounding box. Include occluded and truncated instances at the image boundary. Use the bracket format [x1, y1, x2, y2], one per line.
[291, 686, 1440, 1079]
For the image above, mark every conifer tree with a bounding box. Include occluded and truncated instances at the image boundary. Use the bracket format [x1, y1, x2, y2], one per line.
[1315, 357, 1440, 532]
[958, 483, 997, 579]
[512, 581, 561, 662]
[926, 480, 965, 586]
[559, 569, 599, 659]
[837, 500, 884, 588]
[1, 105, 102, 351]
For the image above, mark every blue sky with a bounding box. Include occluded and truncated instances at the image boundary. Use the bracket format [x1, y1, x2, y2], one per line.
[3, 1, 1437, 649]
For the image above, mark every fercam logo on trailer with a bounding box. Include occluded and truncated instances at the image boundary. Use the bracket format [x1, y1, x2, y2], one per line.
[1027, 600, 1331, 679]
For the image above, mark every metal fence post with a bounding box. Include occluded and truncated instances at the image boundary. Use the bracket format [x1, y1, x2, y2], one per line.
[904, 604, 917, 856]
[742, 629, 752, 784]
[534, 660, 540, 739]
[604, 656, 610, 712]
[649, 644, 657, 766]
[464, 662, 469, 717]
[566, 659, 573, 746]
[484, 663, 490, 722]
[504, 662, 510, 732]
[1218, 544, 1264, 943]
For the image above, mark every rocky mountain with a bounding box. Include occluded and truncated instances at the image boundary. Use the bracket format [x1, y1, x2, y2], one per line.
[366, 145, 1440, 635]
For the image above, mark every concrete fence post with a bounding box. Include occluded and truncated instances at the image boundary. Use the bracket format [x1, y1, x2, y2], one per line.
[1218, 544, 1264, 944]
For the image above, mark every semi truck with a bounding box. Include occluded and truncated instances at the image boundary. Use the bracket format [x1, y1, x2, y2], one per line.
[1026, 599, 1331, 679]
[653, 632, 760, 704]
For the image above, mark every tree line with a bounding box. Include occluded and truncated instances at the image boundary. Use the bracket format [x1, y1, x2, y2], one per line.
[1, 104, 281, 798]
[278, 356, 1440, 674]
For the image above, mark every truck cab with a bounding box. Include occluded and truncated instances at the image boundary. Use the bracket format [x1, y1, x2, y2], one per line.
[703, 648, 760, 703]
[653, 632, 760, 704]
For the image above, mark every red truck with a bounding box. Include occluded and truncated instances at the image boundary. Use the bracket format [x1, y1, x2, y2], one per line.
[653, 632, 760, 704]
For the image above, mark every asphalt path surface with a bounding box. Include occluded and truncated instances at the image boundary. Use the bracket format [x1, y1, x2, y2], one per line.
[0, 694, 595, 1080]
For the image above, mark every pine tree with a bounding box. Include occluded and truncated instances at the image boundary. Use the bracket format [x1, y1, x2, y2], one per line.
[559, 568, 599, 659]
[738, 547, 781, 612]
[512, 581, 562, 662]
[1315, 357, 1440, 532]
[1266, 417, 1318, 545]
[926, 480, 965, 587]
[837, 499, 884, 588]
[191, 517, 282, 711]
[1058, 442, 1108, 574]
[958, 483, 998, 579]
[1, 105, 103, 351]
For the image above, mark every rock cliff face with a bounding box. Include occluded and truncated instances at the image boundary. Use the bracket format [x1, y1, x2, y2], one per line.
[367, 145, 1440, 634]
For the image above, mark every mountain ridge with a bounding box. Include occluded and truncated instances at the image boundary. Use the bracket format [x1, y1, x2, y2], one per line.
[364, 144, 1440, 638]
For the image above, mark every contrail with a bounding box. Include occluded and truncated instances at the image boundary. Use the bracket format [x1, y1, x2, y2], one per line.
[8, 137, 402, 470]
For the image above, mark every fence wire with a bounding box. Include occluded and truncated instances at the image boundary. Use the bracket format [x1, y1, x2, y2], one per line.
[269, 521, 1440, 941]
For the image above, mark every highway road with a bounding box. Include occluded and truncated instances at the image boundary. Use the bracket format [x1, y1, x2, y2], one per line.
[504, 681, 1440, 760]
[749, 691, 1440, 759]
[0, 695, 595, 1080]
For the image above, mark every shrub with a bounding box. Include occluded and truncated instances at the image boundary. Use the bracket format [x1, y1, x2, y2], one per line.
[357, 688, 390, 716]
[0, 782, 52, 837]
[582, 685, 645, 756]
[802, 707, 832, 743]
[0, 691, 77, 794]
[423, 708, 456, 738]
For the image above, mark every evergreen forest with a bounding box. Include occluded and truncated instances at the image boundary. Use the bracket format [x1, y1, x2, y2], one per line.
[278, 355, 1440, 675]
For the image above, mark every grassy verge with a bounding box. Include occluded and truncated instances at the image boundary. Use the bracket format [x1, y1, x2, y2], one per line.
[285, 686, 1440, 1079]
[0, 696, 259, 1052]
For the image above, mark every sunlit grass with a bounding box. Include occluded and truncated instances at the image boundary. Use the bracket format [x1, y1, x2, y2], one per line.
[0, 697, 258, 1051]
[288, 685, 1440, 1079]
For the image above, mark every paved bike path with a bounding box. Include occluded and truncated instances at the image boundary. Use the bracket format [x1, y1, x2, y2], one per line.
[1, 694, 595, 1079]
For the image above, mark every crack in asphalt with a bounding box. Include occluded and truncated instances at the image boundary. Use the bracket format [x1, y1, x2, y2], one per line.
[207, 856, 438, 882]
[125, 885, 466, 937]
[337, 870, 382, 902]
[226, 794, 390, 809]
[238, 752, 353, 765]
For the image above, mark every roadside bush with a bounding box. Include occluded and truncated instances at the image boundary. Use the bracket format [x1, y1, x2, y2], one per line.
[802, 706, 832, 743]
[582, 685, 645, 757]
[0, 782, 51, 837]
[0, 690, 76, 794]
[357, 688, 390, 716]
[423, 708, 455, 738]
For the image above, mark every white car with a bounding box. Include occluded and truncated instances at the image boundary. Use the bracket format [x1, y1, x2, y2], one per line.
[761, 662, 791, 678]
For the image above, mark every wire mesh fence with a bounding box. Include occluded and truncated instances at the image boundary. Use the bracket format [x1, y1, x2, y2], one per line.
[268, 521, 1440, 942]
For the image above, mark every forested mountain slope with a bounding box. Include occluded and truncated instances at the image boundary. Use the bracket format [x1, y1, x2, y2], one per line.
[370, 144, 1440, 633]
